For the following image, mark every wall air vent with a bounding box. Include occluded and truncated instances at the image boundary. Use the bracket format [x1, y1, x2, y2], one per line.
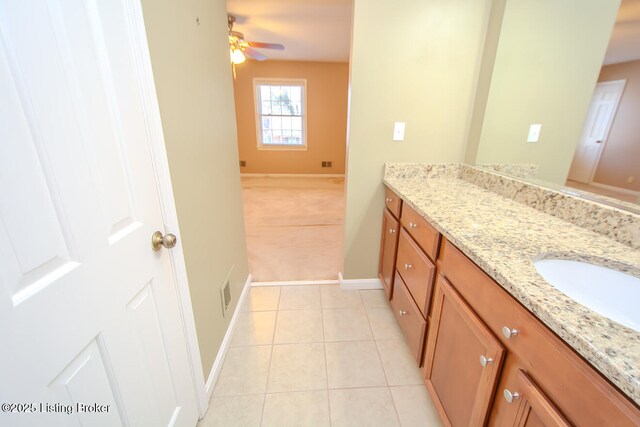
[220, 280, 231, 317]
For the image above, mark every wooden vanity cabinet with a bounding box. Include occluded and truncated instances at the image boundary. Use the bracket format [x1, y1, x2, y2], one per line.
[378, 191, 640, 426]
[436, 238, 640, 427]
[379, 186, 402, 299]
[424, 276, 505, 426]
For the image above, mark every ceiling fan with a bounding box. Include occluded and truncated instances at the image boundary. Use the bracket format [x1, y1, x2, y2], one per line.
[228, 14, 285, 65]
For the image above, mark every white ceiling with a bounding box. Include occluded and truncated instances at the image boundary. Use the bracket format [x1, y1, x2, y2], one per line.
[227, 0, 640, 66]
[604, 0, 640, 65]
[226, 0, 353, 62]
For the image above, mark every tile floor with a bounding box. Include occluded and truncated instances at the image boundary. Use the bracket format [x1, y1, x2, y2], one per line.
[199, 285, 442, 427]
[241, 177, 345, 282]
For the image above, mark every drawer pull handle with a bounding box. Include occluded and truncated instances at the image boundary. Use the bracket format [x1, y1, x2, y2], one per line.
[399, 310, 407, 316]
[503, 389, 520, 404]
[386, 197, 393, 203]
[479, 355, 493, 367]
[389, 228, 396, 234]
[404, 263, 413, 270]
[409, 222, 418, 228]
[502, 326, 519, 339]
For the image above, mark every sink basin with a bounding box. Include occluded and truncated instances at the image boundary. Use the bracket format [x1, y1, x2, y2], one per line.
[533, 259, 640, 332]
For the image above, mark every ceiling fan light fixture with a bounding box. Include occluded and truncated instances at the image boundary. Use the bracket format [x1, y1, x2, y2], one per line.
[230, 47, 246, 65]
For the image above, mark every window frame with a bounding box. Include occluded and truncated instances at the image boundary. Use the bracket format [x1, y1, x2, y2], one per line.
[253, 78, 308, 151]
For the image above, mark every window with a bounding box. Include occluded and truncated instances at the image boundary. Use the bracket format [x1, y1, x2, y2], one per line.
[254, 79, 307, 150]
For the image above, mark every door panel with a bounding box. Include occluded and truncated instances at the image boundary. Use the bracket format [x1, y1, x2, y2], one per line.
[0, 0, 197, 425]
[568, 80, 626, 183]
[379, 208, 400, 299]
[425, 276, 505, 426]
[508, 370, 570, 427]
[49, 338, 125, 426]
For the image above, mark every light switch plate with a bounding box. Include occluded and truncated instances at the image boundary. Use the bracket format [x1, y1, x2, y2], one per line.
[527, 124, 541, 143]
[393, 122, 405, 141]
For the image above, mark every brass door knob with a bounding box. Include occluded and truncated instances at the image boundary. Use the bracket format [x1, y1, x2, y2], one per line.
[152, 231, 177, 251]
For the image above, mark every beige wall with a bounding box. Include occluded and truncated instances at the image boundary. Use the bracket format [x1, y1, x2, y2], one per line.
[594, 60, 640, 191]
[234, 60, 349, 174]
[343, 0, 491, 279]
[141, 0, 249, 377]
[472, 0, 619, 184]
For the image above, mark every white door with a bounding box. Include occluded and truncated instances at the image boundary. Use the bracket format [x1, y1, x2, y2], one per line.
[567, 80, 626, 183]
[0, 0, 198, 426]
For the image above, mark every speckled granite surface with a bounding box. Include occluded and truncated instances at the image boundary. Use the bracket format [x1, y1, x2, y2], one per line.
[477, 163, 540, 179]
[460, 165, 640, 249]
[383, 165, 640, 406]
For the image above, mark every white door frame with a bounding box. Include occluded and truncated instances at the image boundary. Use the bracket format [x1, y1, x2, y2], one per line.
[585, 79, 626, 184]
[126, 0, 208, 417]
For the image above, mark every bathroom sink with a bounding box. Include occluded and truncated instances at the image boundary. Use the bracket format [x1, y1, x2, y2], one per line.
[533, 259, 640, 332]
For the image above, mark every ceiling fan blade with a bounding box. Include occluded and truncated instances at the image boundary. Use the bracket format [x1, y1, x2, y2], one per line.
[246, 41, 285, 50]
[230, 30, 244, 39]
[243, 47, 268, 61]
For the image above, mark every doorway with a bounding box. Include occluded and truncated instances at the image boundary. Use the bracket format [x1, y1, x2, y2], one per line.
[226, 1, 353, 282]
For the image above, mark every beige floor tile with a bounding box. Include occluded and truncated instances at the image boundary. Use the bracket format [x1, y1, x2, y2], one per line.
[320, 285, 363, 309]
[273, 309, 323, 344]
[325, 341, 387, 388]
[243, 287, 281, 312]
[213, 346, 272, 396]
[323, 308, 373, 341]
[329, 388, 400, 427]
[279, 286, 321, 310]
[390, 385, 443, 426]
[231, 311, 277, 347]
[198, 395, 264, 427]
[360, 289, 389, 308]
[267, 343, 327, 392]
[367, 306, 404, 340]
[262, 391, 330, 427]
[376, 340, 424, 386]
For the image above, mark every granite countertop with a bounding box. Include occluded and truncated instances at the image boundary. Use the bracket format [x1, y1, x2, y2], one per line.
[383, 174, 640, 406]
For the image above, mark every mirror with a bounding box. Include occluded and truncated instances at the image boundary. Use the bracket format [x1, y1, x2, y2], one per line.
[467, 0, 640, 212]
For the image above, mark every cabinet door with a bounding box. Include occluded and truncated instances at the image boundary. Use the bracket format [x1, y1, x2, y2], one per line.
[501, 369, 570, 427]
[425, 276, 505, 427]
[378, 208, 400, 299]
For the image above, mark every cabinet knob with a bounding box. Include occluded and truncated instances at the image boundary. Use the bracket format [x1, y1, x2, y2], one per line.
[479, 355, 493, 367]
[389, 228, 396, 234]
[409, 222, 418, 228]
[386, 197, 393, 203]
[503, 389, 520, 404]
[502, 326, 519, 339]
[404, 263, 413, 270]
[399, 310, 407, 316]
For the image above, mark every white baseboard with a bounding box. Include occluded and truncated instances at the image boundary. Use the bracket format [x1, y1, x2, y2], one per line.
[338, 272, 383, 290]
[240, 173, 345, 178]
[202, 273, 252, 417]
[589, 181, 640, 197]
[252, 279, 339, 287]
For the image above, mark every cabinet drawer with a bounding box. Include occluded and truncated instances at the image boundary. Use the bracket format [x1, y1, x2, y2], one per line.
[400, 203, 440, 261]
[390, 272, 427, 364]
[384, 186, 402, 219]
[396, 228, 435, 317]
[439, 238, 640, 426]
